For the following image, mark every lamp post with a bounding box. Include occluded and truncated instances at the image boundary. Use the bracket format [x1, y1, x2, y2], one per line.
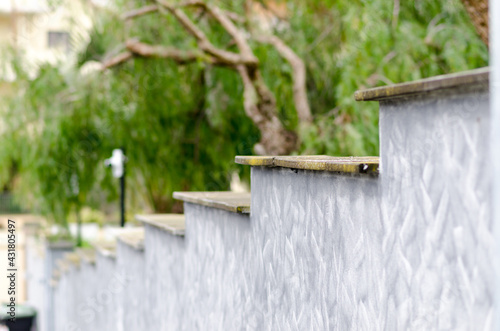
[70, 174, 81, 246]
[104, 149, 127, 227]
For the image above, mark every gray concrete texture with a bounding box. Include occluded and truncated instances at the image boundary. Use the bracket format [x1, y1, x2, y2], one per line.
[25, 237, 47, 331]
[378, 88, 492, 330]
[43, 79, 492, 330]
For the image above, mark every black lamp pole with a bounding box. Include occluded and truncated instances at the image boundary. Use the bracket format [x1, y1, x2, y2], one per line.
[105, 148, 127, 227]
[120, 159, 125, 227]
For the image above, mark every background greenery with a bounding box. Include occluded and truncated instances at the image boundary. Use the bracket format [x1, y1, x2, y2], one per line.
[0, 0, 488, 227]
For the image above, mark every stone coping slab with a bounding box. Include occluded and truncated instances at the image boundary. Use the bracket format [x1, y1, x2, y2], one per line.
[354, 67, 489, 101]
[76, 248, 96, 265]
[56, 259, 70, 274]
[94, 241, 117, 259]
[116, 228, 145, 251]
[64, 252, 81, 267]
[52, 269, 61, 282]
[235, 155, 379, 175]
[173, 191, 251, 214]
[135, 214, 186, 236]
[46, 240, 74, 249]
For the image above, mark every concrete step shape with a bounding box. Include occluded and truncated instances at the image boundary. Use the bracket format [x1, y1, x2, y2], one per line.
[354, 67, 491, 329]
[116, 228, 145, 251]
[135, 213, 185, 236]
[38, 67, 494, 330]
[75, 247, 96, 265]
[173, 191, 251, 214]
[93, 241, 117, 259]
[354, 67, 488, 101]
[236, 155, 379, 175]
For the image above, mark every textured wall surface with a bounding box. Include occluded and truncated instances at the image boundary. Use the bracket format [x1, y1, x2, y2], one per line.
[379, 89, 493, 330]
[25, 237, 46, 331]
[117, 241, 146, 331]
[45, 85, 494, 330]
[143, 224, 185, 330]
[51, 250, 127, 331]
[250, 168, 381, 330]
[144, 205, 254, 330]
[142, 173, 379, 330]
[44, 243, 73, 331]
[182, 203, 253, 330]
[92, 253, 121, 331]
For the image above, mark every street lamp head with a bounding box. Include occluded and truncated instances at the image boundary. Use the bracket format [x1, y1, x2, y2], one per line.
[104, 148, 126, 178]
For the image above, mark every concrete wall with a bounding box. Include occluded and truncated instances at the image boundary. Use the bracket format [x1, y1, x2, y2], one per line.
[25, 236, 46, 330]
[37, 78, 494, 330]
[251, 168, 381, 329]
[143, 223, 185, 330]
[182, 203, 253, 329]
[116, 240, 146, 331]
[44, 242, 73, 331]
[48, 170, 379, 330]
[51, 249, 129, 331]
[91, 252, 121, 331]
[379, 89, 492, 329]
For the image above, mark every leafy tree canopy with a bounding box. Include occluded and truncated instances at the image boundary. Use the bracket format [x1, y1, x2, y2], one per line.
[0, 0, 488, 227]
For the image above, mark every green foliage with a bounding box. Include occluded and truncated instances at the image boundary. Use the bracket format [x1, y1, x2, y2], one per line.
[290, 0, 488, 155]
[0, 0, 488, 226]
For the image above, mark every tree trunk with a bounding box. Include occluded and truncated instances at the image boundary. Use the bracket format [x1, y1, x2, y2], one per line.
[237, 65, 298, 155]
[461, 0, 488, 46]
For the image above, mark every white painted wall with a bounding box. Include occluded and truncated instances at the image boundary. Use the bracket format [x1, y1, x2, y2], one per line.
[490, 1, 500, 330]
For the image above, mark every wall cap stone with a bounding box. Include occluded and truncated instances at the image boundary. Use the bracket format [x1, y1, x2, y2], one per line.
[55, 259, 70, 274]
[93, 242, 117, 259]
[116, 228, 145, 251]
[173, 191, 251, 214]
[64, 252, 81, 267]
[46, 240, 74, 249]
[76, 248, 96, 265]
[235, 155, 379, 175]
[135, 214, 186, 236]
[354, 67, 489, 101]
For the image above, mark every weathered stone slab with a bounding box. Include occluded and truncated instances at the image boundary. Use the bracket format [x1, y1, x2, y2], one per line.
[64, 252, 81, 267]
[234, 155, 275, 166]
[354, 67, 488, 101]
[94, 241, 117, 259]
[117, 228, 145, 251]
[76, 248, 96, 265]
[173, 191, 251, 214]
[55, 259, 70, 274]
[235, 155, 379, 175]
[135, 214, 186, 236]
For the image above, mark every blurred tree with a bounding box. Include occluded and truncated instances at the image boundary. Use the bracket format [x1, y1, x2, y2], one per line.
[460, 0, 488, 45]
[101, 1, 311, 155]
[0, 0, 488, 227]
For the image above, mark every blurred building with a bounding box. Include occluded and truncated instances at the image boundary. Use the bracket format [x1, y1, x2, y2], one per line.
[0, 0, 97, 85]
[0, 0, 99, 306]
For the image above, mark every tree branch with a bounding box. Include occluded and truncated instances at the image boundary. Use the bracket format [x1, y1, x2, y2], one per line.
[460, 0, 488, 46]
[125, 39, 216, 64]
[122, 5, 159, 20]
[177, 1, 256, 63]
[236, 64, 265, 126]
[101, 51, 133, 70]
[224, 10, 245, 24]
[107, 0, 298, 154]
[236, 64, 297, 155]
[102, 39, 230, 69]
[257, 35, 312, 123]
[156, 0, 253, 66]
